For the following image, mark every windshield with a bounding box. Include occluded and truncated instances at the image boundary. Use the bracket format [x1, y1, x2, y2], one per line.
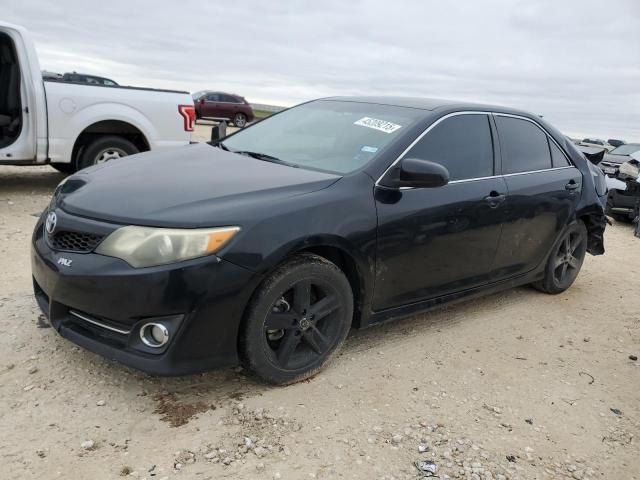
[610, 144, 640, 156]
[222, 100, 424, 174]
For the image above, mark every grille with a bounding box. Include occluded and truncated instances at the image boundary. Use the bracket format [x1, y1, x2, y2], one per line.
[49, 230, 104, 253]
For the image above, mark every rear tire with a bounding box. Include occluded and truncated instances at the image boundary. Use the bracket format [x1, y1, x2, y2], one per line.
[532, 221, 588, 294]
[77, 136, 139, 170]
[239, 254, 353, 385]
[233, 113, 247, 128]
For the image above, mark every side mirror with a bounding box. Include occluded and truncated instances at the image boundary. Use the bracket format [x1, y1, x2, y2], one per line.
[382, 158, 450, 189]
[210, 120, 228, 143]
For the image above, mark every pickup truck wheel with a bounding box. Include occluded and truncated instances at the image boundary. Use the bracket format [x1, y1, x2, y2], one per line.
[239, 253, 353, 385]
[78, 136, 139, 170]
[233, 113, 247, 128]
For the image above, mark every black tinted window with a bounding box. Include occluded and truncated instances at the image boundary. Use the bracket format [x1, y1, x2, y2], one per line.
[496, 116, 552, 174]
[207, 94, 220, 101]
[404, 114, 494, 181]
[221, 94, 240, 103]
[549, 140, 570, 167]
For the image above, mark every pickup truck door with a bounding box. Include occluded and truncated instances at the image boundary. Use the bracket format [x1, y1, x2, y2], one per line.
[0, 22, 47, 163]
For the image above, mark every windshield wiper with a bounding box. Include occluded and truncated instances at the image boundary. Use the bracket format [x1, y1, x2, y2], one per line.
[234, 150, 298, 167]
[212, 141, 230, 151]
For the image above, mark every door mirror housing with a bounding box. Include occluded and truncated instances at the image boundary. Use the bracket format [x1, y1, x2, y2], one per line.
[382, 158, 450, 189]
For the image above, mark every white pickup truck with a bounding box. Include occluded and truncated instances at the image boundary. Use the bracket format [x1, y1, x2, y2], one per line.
[0, 22, 194, 172]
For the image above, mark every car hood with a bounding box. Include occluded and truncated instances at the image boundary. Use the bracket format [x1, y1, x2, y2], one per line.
[59, 143, 341, 227]
[601, 152, 630, 165]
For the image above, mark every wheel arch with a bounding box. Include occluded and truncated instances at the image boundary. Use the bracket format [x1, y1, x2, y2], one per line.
[70, 119, 150, 167]
[297, 244, 368, 328]
[238, 237, 373, 335]
[578, 212, 606, 255]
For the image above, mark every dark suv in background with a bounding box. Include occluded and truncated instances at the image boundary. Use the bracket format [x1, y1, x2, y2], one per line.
[193, 91, 254, 127]
[62, 72, 118, 86]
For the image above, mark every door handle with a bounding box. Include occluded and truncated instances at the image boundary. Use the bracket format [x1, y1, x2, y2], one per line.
[484, 191, 506, 208]
[565, 180, 579, 191]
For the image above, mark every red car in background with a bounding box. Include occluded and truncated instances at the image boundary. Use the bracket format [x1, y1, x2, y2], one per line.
[192, 91, 254, 128]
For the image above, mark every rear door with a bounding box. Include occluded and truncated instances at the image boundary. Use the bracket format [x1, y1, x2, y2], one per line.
[219, 94, 239, 118]
[373, 113, 507, 311]
[202, 93, 222, 118]
[0, 23, 45, 163]
[491, 114, 582, 279]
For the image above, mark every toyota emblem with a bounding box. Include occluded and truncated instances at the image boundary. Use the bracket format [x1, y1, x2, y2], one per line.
[45, 211, 57, 235]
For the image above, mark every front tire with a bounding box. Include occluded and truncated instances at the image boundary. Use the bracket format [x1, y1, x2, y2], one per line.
[233, 113, 247, 128]
[78, 136, 139, 170]
[239, 254, 353, 385]
[533, 221, 588, 294]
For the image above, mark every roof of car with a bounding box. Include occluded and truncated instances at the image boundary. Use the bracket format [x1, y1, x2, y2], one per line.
[322, 96, 530, 115]
[193, 90, 240, 96]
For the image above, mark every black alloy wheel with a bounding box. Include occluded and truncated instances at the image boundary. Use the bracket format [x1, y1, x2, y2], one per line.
[533, 221, 587, 294]
[552, 230, 584, 285]
[265, 280, 342, 369]
[240, 254, 353, 384]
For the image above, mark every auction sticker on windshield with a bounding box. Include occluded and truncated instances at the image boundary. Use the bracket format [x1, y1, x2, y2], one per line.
[354, 117, 402, 134]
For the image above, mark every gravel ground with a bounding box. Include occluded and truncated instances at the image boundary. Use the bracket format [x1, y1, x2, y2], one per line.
[0, 141, 639, 479]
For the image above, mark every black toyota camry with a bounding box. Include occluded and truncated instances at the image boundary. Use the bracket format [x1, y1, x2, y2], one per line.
[32, 97, 608, 384]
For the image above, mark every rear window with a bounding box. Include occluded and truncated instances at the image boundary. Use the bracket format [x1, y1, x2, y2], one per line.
[549, 140, 570, 167]
[221, 94, 240, 103]
[496, 116, 552, 174]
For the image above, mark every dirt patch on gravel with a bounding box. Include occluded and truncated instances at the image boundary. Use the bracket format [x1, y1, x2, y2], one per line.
[152, 392, 215, 428]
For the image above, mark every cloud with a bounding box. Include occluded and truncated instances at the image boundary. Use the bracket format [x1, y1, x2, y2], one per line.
[4, 0, 640, 139]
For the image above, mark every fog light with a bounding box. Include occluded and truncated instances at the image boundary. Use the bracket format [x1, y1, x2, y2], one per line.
[140, 322, 169, 348]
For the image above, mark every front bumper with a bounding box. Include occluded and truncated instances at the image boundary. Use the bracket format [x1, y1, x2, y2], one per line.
[31, 214, 260, 375]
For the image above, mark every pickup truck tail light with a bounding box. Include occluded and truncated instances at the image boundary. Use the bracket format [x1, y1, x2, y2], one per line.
[178, 105, 195, 132]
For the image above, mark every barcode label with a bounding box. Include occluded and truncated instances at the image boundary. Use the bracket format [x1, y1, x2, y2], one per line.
[354, 117, 402, 134]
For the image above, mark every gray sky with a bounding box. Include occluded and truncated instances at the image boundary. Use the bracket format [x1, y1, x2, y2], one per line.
[4, 0, 640, 140]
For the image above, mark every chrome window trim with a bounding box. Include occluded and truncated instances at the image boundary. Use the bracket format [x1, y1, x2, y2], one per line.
[69, 309, 131, 335]
[448, 175, 500, 184]
[502, 166, 575, 177]
[376, 110, 577, 188]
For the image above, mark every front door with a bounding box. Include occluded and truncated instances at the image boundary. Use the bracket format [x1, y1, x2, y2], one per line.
[0, 25, 40, 163]
[373, 113, 506, 311]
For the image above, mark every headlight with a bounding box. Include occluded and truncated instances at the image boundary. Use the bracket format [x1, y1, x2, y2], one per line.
[95, 226, 240, 268]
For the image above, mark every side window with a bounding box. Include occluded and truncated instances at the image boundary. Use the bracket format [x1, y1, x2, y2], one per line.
[404, 114, 494, 181]
[496, 116, 552, 174]
[221, 94, 238, 103]
[207, 93, 220, 101]
[549, 139, 570, 167]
